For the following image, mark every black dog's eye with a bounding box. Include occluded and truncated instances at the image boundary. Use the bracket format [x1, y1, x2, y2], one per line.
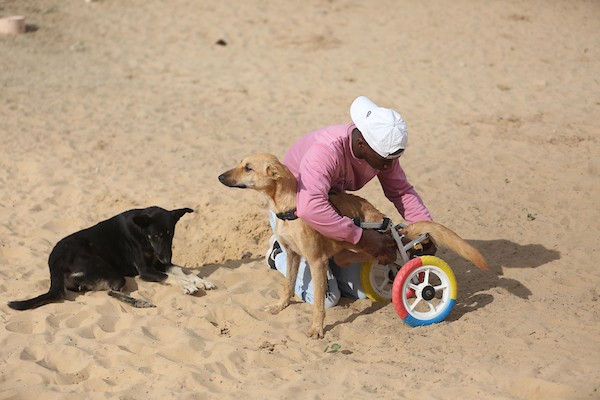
[244, 164, 253, 172]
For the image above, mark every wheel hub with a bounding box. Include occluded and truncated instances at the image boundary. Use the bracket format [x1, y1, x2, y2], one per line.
[421, 285, 436, 301]
[388, 269, 396, 282]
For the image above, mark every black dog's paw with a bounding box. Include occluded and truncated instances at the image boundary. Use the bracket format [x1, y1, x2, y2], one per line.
[132, 299, 156, 308]
[108, 289, 155, 308]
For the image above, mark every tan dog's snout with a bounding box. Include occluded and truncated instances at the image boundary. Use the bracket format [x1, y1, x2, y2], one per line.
[218, 169, 242, 188]
[218, 164, 254, 188]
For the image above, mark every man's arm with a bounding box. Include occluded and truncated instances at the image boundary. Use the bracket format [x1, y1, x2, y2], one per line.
[295, 148, 363, 244]
[378, 162, 433, 223]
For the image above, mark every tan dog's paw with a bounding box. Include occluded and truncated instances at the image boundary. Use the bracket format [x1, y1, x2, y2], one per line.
[266, 299, 290, 315]
[266, 304, 283, 315]
[306, 325, 324, 339]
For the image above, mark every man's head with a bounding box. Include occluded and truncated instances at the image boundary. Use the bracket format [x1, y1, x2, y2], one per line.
[350, 96, 408, 159]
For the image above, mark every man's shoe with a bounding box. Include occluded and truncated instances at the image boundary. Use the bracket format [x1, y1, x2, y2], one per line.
[265, 235, 282, 270]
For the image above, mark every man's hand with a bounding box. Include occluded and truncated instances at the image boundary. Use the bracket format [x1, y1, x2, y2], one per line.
[357, 229, 397, 264]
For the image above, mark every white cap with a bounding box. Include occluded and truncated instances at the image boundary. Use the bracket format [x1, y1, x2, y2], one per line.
[350, 96, 408, 159]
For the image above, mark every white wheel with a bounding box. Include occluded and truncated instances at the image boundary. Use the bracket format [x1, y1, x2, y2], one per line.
[359, 260, 399, 302]
[392, 256, 457, 327]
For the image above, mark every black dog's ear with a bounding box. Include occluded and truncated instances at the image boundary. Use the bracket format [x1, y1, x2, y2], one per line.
[172, 207, 194, 221]
[133, 214, 153, 228]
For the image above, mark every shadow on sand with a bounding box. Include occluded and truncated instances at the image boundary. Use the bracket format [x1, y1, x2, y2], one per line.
[445, 239, 560, 320]
[193, 239, 560, 330]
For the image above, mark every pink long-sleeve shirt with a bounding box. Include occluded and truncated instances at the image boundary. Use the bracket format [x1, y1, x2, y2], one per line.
[283, 124, 432, 245]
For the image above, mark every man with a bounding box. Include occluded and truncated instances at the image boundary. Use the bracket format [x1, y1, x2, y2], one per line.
[266, 96, 433, 307]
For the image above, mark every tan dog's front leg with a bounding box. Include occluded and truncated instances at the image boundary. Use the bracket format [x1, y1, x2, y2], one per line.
[269, 251, 300, 314]
[306, 257, 328, 339]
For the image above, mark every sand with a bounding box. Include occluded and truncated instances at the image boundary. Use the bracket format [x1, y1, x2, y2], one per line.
[1, 0, 599, 398]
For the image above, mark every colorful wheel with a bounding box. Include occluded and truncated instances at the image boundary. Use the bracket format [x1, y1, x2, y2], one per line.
[392, 256, 457, 327]
[359, 260, 399, 302]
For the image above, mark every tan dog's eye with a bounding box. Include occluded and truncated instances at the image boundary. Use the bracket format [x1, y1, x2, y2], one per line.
[244, 164, 253, 172]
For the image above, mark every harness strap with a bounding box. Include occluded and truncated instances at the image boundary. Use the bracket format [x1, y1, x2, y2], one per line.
[353, 217, 392, 231]
[276, 209, 298, 221]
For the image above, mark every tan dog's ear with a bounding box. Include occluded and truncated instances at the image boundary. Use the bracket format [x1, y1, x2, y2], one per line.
[266, 164, 281, 179]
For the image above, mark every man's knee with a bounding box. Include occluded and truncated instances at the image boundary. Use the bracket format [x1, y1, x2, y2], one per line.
[299, 273, 341, 308]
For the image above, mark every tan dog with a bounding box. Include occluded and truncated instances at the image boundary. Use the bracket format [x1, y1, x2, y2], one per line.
[219, 153, 488, 338]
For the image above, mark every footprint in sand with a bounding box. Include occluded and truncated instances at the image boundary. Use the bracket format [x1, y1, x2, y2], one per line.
[5, 319, 43, 334]
[64, 309, 94, 328]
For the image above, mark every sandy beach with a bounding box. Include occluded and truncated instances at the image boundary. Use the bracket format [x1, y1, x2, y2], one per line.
[1, 0, 599, 398]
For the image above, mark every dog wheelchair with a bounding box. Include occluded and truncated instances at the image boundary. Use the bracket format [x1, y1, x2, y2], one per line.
[354, 218, 457, 327]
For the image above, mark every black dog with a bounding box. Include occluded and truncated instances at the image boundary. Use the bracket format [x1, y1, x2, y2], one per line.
[8, 206, 215, 310]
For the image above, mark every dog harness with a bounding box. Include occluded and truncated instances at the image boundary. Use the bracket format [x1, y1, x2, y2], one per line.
[276, 209, 298, 221]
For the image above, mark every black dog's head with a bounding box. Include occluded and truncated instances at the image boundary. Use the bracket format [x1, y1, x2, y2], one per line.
[132, 207, 193, 264]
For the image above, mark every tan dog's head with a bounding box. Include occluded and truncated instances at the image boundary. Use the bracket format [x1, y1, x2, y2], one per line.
[218, 153, 290, 194]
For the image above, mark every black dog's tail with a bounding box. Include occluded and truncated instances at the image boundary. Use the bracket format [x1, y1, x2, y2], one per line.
[7, 266, 65, 310]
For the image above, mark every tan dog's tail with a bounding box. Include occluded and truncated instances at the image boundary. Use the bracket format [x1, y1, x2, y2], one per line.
[399, 221, 489, 271]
